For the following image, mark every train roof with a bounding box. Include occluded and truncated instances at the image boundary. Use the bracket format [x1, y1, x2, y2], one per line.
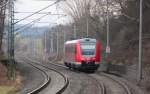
[65, 38, 96, 44]
[80, 38, 96, 42]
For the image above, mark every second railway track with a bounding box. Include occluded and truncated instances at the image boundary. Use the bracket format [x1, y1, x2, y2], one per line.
[90, 73, 132, 94]
[20, 57, 69, 94]
[25, 61, 51, 94]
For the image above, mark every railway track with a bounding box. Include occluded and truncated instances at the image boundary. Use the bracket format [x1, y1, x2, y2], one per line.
[102, 73, 131, 94]
[86, 74, 106, 94]
[44, 59, 133, 94]
[25, 55, 139, 94]
[27, 56, 106, 94]
[92, 73, 132, 94]
[22, 57, 69, 94]
[24, 60, 51, 94]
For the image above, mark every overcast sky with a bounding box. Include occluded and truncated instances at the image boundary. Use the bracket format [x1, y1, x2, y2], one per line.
[14, 0, 70, 27]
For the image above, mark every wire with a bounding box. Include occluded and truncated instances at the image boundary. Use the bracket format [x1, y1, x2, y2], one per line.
[15, 13, 50, 32]
[15, 14, 49, 32]
[14, 0, 61, 25]
[14, 11, 51, 14]
[15, 23, 35, 36]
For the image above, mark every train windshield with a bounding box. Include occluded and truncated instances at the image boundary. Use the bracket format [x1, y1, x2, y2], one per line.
[80, 43, 96, 56]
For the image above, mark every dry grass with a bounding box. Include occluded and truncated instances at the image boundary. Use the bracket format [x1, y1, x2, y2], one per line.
[0, 62, 22, 94]
[0, 86, 16, 94]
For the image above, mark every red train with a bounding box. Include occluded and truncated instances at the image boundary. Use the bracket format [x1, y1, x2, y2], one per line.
[64, 38, 100, 71]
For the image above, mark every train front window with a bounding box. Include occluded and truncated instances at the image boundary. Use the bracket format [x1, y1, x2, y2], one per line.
[80, 43, 96, 56]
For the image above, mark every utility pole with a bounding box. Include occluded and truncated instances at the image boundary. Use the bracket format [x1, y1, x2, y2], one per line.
[44, 31, 47, 54]
[29, 29, 32, 55]
[56, 3, 59, 57]
[138, 0, 143, 82]
[104, 0, 111, 72]
[56, 28, 59, 56]
[106, 0, 110, 54]
[27, 30, 30, 55]
[31, 29, 34, 56]
[44, 31, 47, 62]
[74, 23, 76, 39]
[35, 27, 39, 57]
[63, 29, 66, 43]
[86, 5, 89, 37]
[7, 0, 15, 79]
[51, 31, 53, 53]
[32, 31, 35, 57]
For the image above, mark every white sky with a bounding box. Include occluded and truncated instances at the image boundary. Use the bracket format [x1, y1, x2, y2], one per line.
[14, 0, 70, 27]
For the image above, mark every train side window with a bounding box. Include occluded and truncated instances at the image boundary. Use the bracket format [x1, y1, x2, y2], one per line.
[65, 44, 76, 54]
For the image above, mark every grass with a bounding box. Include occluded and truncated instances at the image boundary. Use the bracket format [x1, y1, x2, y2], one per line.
[0, 63, 22, 94]
[0, 74, 21, 94]
[0, 75, 21, 94]
[0, 86, 16, 94]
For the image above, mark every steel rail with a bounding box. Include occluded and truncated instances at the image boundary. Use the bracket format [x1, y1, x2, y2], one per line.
[25, 57, 69, 94]
[27, 54, 134, 94]
[46, 58, 132, 94]
[30, 55, 66, 68]
[21, 58, 51, 94]
[28, 56, 107, 94]
[100, 73, 132, 94]
[38, 56, 106, 94]
[87, 75, 106, 94]
[100, 81, 106, 94]
[42, 58, 106, 94]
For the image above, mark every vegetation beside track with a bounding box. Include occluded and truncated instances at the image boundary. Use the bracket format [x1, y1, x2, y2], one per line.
[0, 86, 16, 94]
[0, 62, 21, 94]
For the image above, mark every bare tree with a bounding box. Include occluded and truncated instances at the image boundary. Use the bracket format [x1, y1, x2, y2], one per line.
[0, 0, 7, 54]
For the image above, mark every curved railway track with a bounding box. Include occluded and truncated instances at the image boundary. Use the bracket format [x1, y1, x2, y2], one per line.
[25, 61, 51, 94]
[24, 55, 142, 94]
[45, 60, 133, 94]
[86, 74, 106, 94]
[90, 73, 132, 94]
[27, 56, 106, 94]
[23, 57, 69, 94]
[100, 73, 132, 94]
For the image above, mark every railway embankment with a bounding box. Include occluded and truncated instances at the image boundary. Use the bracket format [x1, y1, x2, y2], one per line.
[107, 39, 150, 94]
[0, 61, 21, 94]
[15, 59, 45, 94]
